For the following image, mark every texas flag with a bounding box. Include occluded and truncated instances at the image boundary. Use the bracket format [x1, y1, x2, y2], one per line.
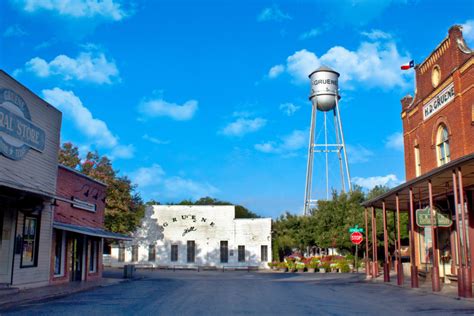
[401, 60, 415, 70]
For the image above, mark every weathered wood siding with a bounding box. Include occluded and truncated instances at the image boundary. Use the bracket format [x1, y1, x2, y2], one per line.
[0, 70, 61, 197]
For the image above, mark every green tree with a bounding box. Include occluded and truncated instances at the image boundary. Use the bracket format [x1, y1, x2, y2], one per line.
[170, 196, 260, 219]
[58, 142, 80, 168]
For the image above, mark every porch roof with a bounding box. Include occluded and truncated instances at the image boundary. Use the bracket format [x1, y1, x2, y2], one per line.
[362, 153, 474, 211]
[53, 221, 132, 241]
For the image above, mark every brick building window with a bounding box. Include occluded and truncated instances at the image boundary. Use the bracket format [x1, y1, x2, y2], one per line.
[171, 245, 178, 262]
[187, 241, 195, 263]
[414, 145, 421, 177]
[436, 124, 450, 166]
[21, 216, 39, 268]
[132, 245, 139, 262]
[148, 244, 156, 262]
[238, 245, 245, 262]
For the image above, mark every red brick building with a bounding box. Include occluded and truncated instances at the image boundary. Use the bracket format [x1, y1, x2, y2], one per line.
[401, 26, 473, 179]
[363, 25, 474, 298]
[50, 165, 130, 284]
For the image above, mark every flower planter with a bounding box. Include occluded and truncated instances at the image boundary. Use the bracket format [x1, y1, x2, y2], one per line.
[319, 268, 326, 273]
[297, 269, 305, 273]
[290, 268, 296, 273]
[307, 268, 315, 273]
[279, 268, 288, 272]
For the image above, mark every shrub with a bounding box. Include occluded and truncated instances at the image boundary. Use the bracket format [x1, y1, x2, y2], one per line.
[296, 262, 305, 270]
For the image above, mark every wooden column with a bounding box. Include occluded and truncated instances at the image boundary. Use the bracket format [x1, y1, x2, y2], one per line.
[382, 201, 390, 282]
[458, 168, 472, 297]
[428, 180, 441, 292]
[409, 188, 419, 288]
[365, 207, 370, 278]
[453, 170, 465, 297]
[371, 206, 378, 278]
[396, 194, 404, 286]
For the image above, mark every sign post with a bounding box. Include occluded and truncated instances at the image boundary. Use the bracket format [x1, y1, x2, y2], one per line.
[349, 225, 364, 272]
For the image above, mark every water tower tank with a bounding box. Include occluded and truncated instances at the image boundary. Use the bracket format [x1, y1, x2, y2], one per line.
[309, 65, 340, 112]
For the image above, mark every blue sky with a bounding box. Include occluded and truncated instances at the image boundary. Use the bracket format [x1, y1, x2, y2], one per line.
[1, 0, 473, 218]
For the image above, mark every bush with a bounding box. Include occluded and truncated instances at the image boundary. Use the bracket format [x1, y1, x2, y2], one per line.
[296, 262, 305, 270]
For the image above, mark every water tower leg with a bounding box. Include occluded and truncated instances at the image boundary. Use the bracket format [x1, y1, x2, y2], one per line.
[334, 97, 352, 191]
[304, 103, 318, 215]
[333, 108, 345, 193]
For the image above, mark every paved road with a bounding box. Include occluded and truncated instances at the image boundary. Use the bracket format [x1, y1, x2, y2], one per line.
[3, 270, 474, 315]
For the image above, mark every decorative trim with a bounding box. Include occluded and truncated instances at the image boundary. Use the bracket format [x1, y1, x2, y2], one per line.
[422, 77, 454, 105]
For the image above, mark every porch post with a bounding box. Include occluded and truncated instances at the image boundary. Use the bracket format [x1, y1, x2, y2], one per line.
[409, 188, 419, 288]
[453, 170, 465, 297]
[382, 201, 390, 282]
[371, 206, 378, 278]
[428, 180, 441, 291]
[396, 194, 404, 286]
[458, 168, 472, 298]
[365, 207, 370, 278]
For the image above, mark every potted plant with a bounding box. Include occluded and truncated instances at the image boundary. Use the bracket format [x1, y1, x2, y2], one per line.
[287, 261, 296, 273]
[296, 262, 305, 273]
[306, 258, 319, 273]
[277, 262, 287, 272]
[336, 259, 351, 273]
[319, 262, 330, 273]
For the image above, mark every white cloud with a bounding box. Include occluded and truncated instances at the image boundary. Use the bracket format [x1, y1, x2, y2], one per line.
[15, 0, 129, 21]
[353, 174, 401, 190]
[21, 51, 120, 84]
[129, 164, 218, 200]
[346, 144, 374, 163]
[268, 64, 284, 78]
[257, 5, 291, 22]
[268, 39, 411, 89]
[142, 134, 169, 145]
[139, 98, 198, 121]
[299, 28, 321, 40]
[361, 29, 392, 40]
[462, 20, 474, 44]
[220, 117, 267, 137]
[385, 132, 404, 151]
[255, 130, 306, 154]
[3, 24, 27, 37]
[42, 87, 133, 159]
[109, 144, 135, 159]
[279, 102, 300, 116]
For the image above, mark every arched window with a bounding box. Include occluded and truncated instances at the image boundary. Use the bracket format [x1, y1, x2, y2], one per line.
[436, 125, 450, 166]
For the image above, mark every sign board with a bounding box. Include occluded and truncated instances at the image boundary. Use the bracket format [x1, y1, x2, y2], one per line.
[423, 82, 455, 120]
[72, 198, 96, 213]
[416, 206, 452, 227]
[349, 225, 364, 233]
[0, 71, 61, 197]
[350, 232, 363, 245]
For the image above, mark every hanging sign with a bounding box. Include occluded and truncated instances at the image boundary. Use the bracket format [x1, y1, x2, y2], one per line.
[416, 206, 452, 227]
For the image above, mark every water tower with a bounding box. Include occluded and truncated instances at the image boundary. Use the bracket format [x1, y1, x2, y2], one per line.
[303, 66, 352, 215]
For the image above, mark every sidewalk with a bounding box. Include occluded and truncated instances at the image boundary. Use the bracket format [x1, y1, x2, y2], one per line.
[365, 270, 474, 302]
[0, 278, 126, 311]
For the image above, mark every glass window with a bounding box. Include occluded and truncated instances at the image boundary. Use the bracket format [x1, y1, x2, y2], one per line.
[118, 245, 125, 262]
[220, 241, 228, 263]
[261, 245, 268, 262]
[187, 241, 195, 263]
[171, 244, 178, 262]
[148, 244, 156, 262]
[89, 240, 98, 272]
[21, 216, 39, 268]
[54, 230, 64, 275]
[132, 245, 139, 262]
[436, 125, 450, 166]
[238, 245, 245, 262]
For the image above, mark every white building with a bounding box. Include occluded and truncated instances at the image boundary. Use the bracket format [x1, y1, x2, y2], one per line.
[109, 205, 272, 269]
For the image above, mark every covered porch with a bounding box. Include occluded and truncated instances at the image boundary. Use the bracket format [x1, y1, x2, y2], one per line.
[362, 153, 474, 298]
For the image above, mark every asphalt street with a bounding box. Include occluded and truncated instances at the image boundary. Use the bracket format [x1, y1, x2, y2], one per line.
[3, 270, 474, 315]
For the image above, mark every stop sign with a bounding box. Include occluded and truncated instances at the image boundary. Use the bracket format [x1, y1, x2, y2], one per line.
[350, 232, 363, 245]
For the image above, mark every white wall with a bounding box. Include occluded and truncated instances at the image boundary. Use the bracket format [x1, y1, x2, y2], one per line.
[109, 205, 272, 269]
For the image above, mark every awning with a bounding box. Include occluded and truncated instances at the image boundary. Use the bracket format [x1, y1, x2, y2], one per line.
[362, 153, 474, 210]
[53, 222, 132, 241]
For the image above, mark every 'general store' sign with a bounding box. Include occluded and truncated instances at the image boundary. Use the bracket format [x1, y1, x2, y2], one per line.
[423, 82, 455, 120]
[0, 88, 45, 160]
